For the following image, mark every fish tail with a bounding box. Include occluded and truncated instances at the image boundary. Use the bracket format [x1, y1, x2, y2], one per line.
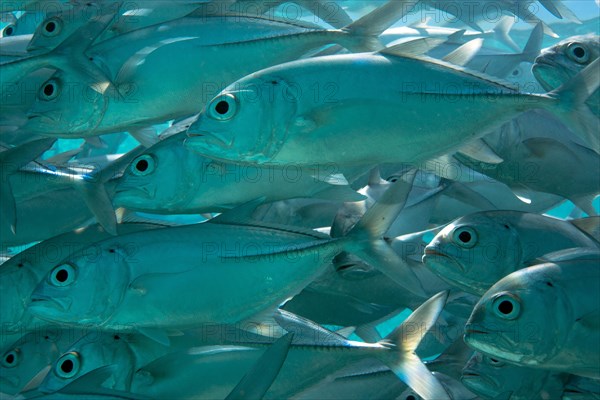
[375, 291, 451, 400]
[341, 170, 428, 297]
[492, 16, 520, 53]
[339, 0, 418, 52]
[544, 57, 600, 153]
[0, 138, 56, 234]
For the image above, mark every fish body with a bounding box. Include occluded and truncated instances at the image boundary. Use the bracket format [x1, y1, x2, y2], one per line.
[23, 1, 404, 137]
[185, 49, 597, 167]
[465, 257, 600, 379]
[113, 133, 363, 214]
[423, 211, 600, 294]
[27, 219, 339, 329]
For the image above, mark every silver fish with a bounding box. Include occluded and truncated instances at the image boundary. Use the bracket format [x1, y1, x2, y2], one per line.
[113, 132, 364, 214]
[461, 351, 568, 400]
[464, 256, 600, 379]
[185, 46, 599, 167]
[423, 211, 599, 295]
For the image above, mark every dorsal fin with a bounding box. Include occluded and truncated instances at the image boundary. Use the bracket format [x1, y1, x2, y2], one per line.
[442, 38, 483, 67]
[380, 37, 446, 58]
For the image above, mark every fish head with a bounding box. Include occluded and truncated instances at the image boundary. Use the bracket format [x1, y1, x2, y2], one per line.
[0, 332, 60, 395]
[461, 351, 524, 398]
[26, 2, 93, 52]
[40, 333, 135, 393]
[28, 249, 131, 326]
[113, 134, 195, 212]
[464, 265, 570, 365]
[185, 76, 298, 164]
[24, 68, 108, 136]
[423, 213, 522, 295]
[533, 34, 600, 91]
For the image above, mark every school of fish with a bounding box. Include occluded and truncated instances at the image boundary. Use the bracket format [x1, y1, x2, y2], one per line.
[0, 0, 599, 399]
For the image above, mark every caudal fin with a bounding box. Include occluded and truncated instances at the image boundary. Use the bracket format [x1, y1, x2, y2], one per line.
[342, 171, 428, 297]
[0, 138, 56, 234]
[377, 291, 451, 400]
[492, 16, 520, 53]
[341, 0, 419, 52]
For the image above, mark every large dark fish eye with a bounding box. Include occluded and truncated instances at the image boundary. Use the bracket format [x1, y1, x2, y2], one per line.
[43, 17, 62, 37]
[130, 154, 155, 176]
[566, 43, 589, 64]
[492, 293, 521, 320]
[452, 226, 478, 248]
[3, 24, 15, 37]
[40, 79, 61, 101]
[208, 94, 237, 121]
[49, 263, 76, 287]
[55, 352, 80, 379]
[1, 349, 20, 368]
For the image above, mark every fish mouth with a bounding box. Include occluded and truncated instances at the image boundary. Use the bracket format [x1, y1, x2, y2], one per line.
[114, 185, 155, 201]
[186, 131, 234, 149]
[183, 134, 251, 165]
[423, 248, 466, 272]
[26, 112, 57, 123]
[29, 294, 71, 313]
[531, 61, 569, 92]
[423, 248, 448, 258]
[463, 369, 499, 389]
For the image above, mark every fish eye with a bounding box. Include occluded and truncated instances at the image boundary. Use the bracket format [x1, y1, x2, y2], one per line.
[511, 68, 521, 77]
[452, 226, 478, 248]
[208, 94, 237, 121]
[485, 357, 505, 367]
[2, 350, 19, 368]
[49, 263, 76, 287]
[40, 79, 61, 101]
[130, 154, 155, 176]
[492, 293, 521, 320]
[3, 24, 15, 37]
[42, 18, 62, 37]
[54, 352, 80, 379]
[567, 43, 589, 64]
[386, 175, 400, 183]
[405, 394, 418, 400]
